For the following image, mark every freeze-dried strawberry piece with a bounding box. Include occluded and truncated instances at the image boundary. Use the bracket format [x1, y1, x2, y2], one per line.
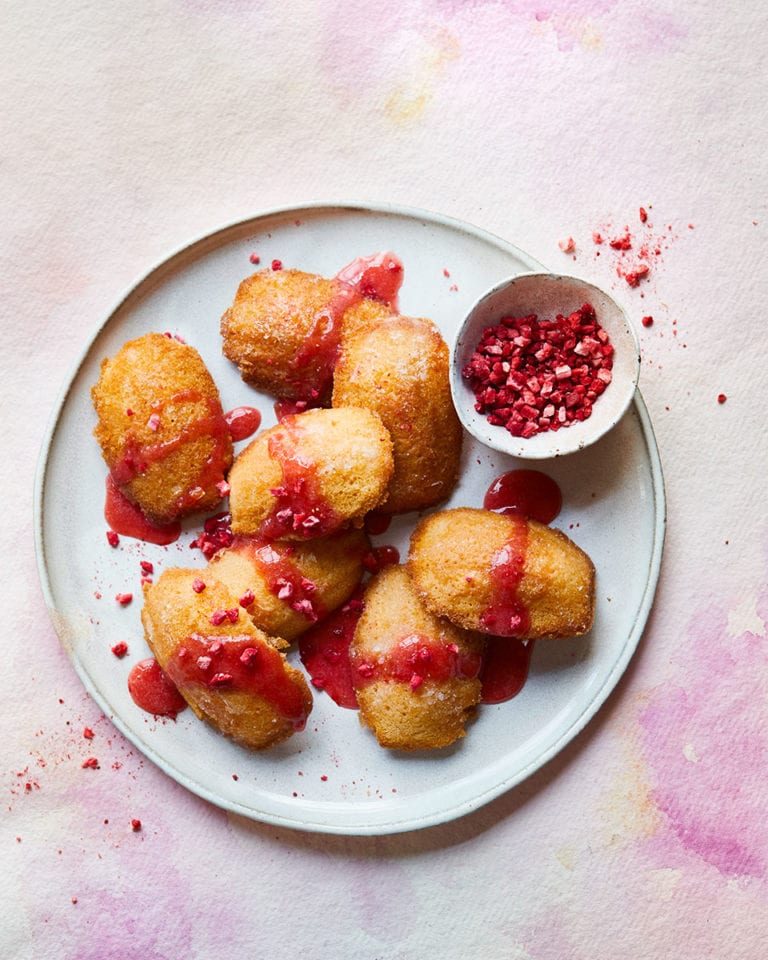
[462, 303, 613, 438]
[189, 513, 234, 560]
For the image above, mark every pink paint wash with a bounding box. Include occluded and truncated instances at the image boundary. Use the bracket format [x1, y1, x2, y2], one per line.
[639, 592, 768, 879]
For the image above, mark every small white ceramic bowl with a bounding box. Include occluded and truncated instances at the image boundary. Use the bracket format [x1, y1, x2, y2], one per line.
[450, 272, 640, 459]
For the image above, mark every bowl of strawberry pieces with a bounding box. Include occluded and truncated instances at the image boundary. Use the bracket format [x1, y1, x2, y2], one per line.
[451, 272, 640, 459]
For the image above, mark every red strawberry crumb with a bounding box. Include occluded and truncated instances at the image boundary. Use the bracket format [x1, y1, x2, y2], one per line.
[192, 578, 206, 593]
[271, 259, 283, 271]
[189, 512, 234, 559]
[249, 253, 260, 264]
[111, 641, 128, 658]
[558, 237, 575, 253]
[140, 560, 154, 575]
[209, 673, 233, 687]
[131, 819, 142, 832]
[592, 232, 604, 244]
[291, 598, 318, 621]
[239, 647, 259, 666]
[115, 593, 133, 606]
[232, 774, 239, 781]
[320, 775, 328, 781]
[83, 727, 95, 740]
[623, 264, 650, 287]
[462, 302, 613, 439]
[209, 607, 239, 625]
[641, 315, 654, 327]
[81, 757, 99, 769]
[610, 234, 632, 250]
[276, 579, 294, 599]
[717, 393, 727, 404]
[239, 590, 255, 608]
[639, 207, 648, 223]
[443, 267, 450, 277]
[106, 530, 120, 547]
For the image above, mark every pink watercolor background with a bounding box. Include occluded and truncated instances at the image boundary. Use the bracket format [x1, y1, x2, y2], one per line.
[2, 0, 767, 957]
[639, 584, 768, 880]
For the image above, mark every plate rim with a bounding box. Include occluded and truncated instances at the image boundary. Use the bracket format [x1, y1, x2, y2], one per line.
[33, 201, 666, 835]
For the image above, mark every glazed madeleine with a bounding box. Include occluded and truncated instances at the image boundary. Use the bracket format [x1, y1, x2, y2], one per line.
[91, 332, 232, 524]
[337, 296, 397, 344]
[332, 315, 462, 513]
[227, 406, 394, 540]
[221, 269, 346, 404]
[220, 254, 403, 406]
[207, 528, 370, 641]
[141, 568, 312, 750]
[407, 507, 595, 639]
[351, 565, 484, 751]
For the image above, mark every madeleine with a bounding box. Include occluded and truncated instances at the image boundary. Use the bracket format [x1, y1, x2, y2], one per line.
[228, 407, 394, 540]
[222, 268, 350, 404]
[91, 332, 232, 524]
[141, 568, 312, 750]
[351, 565, 484, 751]
[332, 315, 462, 513]
[407, 507, 595, 639]
[207, 528, 370, 641]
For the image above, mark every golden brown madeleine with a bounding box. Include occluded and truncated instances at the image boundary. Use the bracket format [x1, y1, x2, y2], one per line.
[141, 568, 312, 750]
[351, 565, 484, 751]
[207, 528, 370, 641]
[221, 268, 351, 404]
[91, 332, 233, 524]
[338, 296, 397, 344]
[332, 315, 462, 513]
[228, 407, 394, 540]
[407, 507, 595, 639]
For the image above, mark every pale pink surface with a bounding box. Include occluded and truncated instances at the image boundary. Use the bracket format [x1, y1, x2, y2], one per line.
[3, 0, 768, 957]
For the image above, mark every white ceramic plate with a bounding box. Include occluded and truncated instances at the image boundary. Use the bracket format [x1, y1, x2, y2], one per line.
[35, 202, 665, 835]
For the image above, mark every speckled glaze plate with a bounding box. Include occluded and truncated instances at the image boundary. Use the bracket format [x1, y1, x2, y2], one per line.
[34, 202, 665, 835]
